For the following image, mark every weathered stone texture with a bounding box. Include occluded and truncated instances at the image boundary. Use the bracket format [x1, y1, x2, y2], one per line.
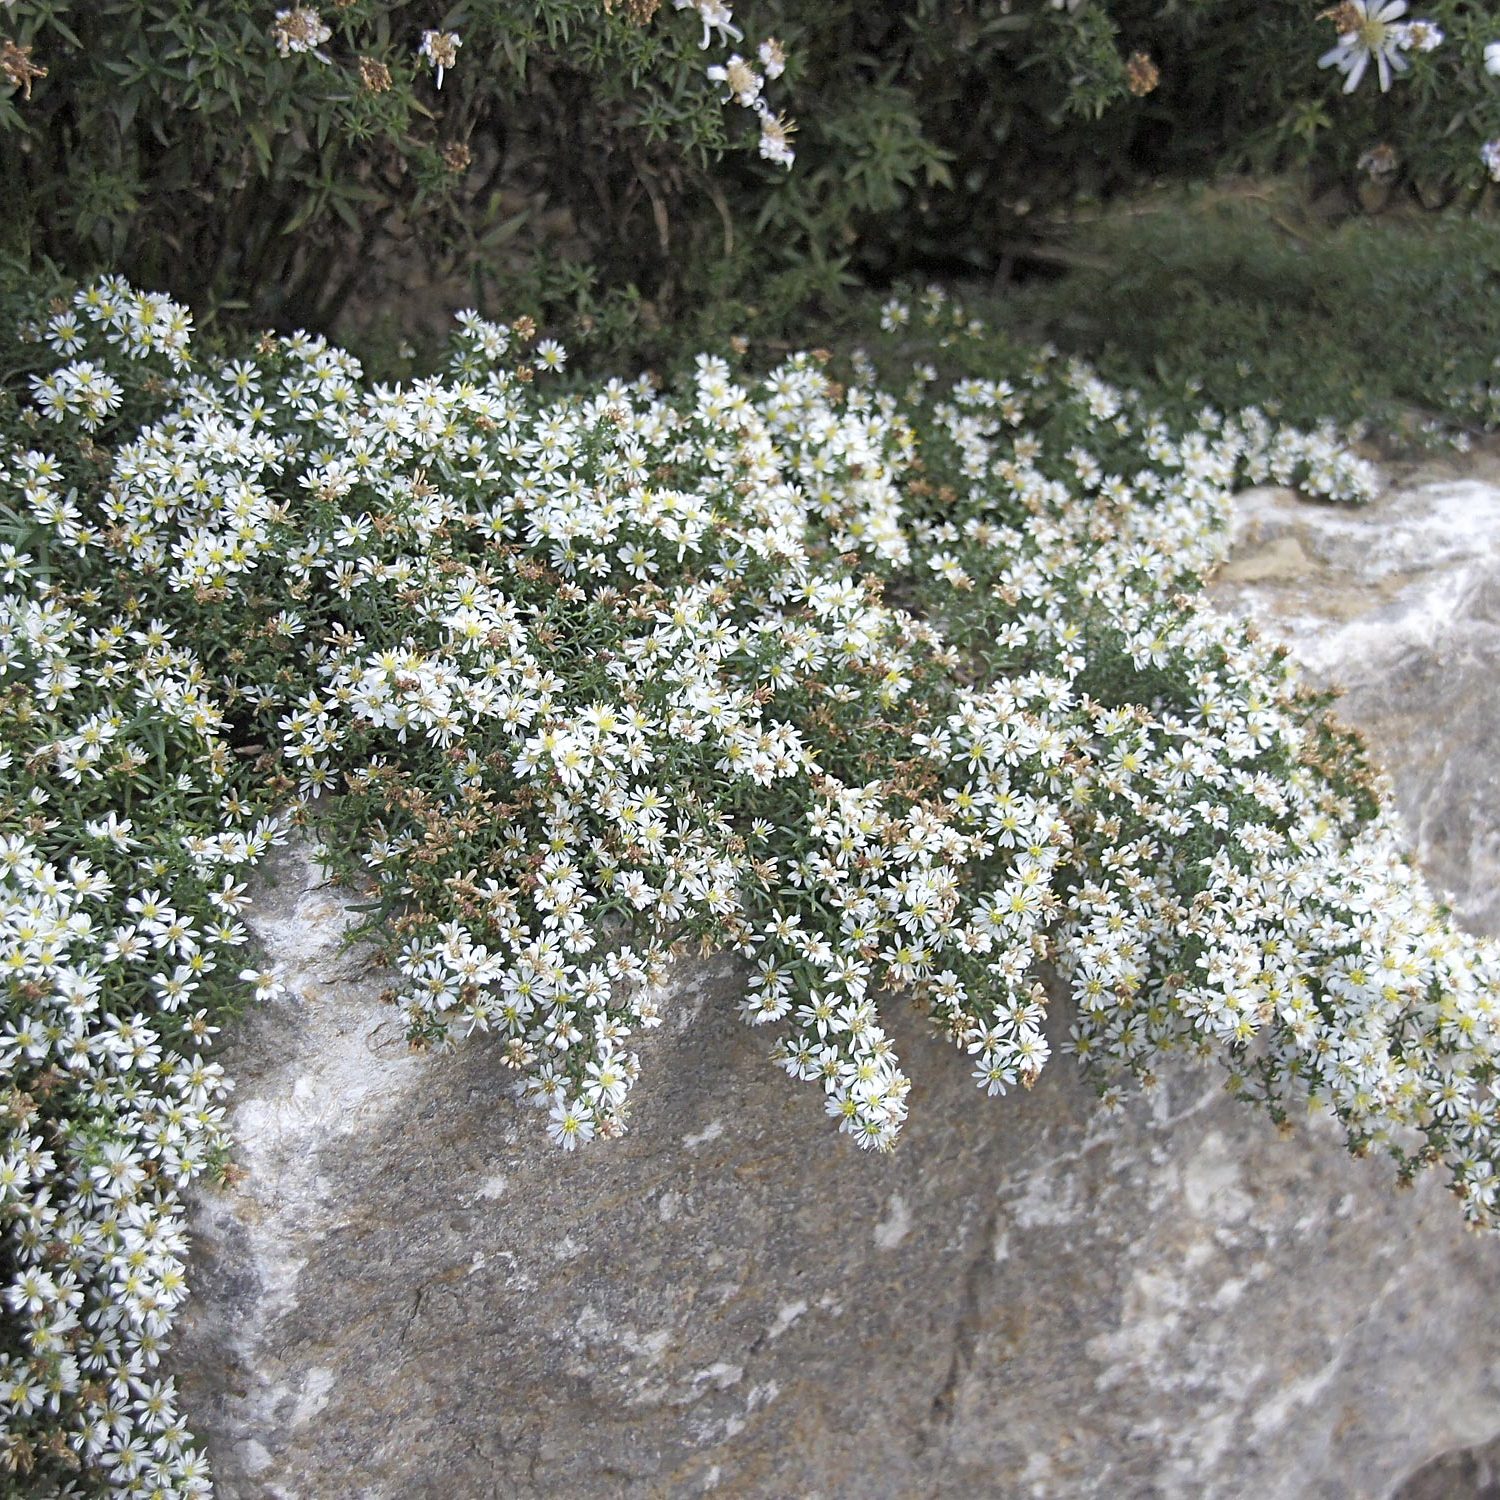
[172, 460, 1500, 1499]
[1219, 456, 1500, 935]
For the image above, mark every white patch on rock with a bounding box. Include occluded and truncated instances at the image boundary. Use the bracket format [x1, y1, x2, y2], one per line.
[1006, 1166, 1079, 1229]
[622, 1327, 673, 1367]
[183, 842, 439, 1480]
[745, 1381, 779, 1412]
[1249, 1357, 1342, 1441]
[1086, 1266, 1190, 1391]
[235, 1438, 275, 1476]
[683, 1120, 724, 1148]
[766, 1300, 808, 1340]
[1182, 1131, 1252, 1222]
[291, 1367, 335, 1429]
[692, 1361, 744, 1393]
[1212, 1278, 1246, 1310]
[574, 1302, 608, 1341]
[874, 1192, 911, 1248]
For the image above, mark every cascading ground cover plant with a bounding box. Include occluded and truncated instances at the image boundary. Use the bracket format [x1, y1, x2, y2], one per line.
[0, 276, 1496, 1495]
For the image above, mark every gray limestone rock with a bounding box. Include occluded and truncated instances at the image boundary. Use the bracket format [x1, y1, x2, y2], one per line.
[172, 459, 1500, 1499]
[1218, 452, 1500, 936]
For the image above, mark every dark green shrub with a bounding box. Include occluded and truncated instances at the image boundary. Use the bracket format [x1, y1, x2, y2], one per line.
[3, 2, 1498, 356]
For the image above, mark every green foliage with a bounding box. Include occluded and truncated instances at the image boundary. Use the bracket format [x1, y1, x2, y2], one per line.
[4, 2, 1499, 361]
[0, 0, 779, 332]
[961, 188, 1500, 441]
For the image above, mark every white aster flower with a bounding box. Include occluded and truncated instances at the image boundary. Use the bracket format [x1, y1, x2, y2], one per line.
[1319, 1, 1413, 93]
[270, 7, 331, 61]
[754, 101, 797, 169]
[419, 29, 461, 89]
[1394, 19, 1441, 52]
[707, 54, 762, 108]
[674, 0, 742, 49]
[547, 1099, 595, 1150]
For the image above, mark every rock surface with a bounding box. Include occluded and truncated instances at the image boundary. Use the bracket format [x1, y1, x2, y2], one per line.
[1218, 453, 1500, 936]
[173, 459, 1500, 1500]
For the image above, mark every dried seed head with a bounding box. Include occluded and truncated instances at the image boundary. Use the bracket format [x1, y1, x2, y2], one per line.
[1, 40, 46, 99]
[1319, 3, 1363, 33]
[270, 7, 332, 59]
[1126, 51, 1160, 96]
[358, 56, 392, 92]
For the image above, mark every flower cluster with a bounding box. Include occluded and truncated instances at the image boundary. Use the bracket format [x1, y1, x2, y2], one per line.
[1313, 2, 1500, 183]
[684, 1, 795, 167]
[0, 285, 297, 1493]
[2, 278, 1497, 1493]
[1319, 1, 1441, 93]
[417, 29, 460, 90]
[874, 290, 1497, 1226]
[270, 7, 331, 62]
[261, 5, 793, 164]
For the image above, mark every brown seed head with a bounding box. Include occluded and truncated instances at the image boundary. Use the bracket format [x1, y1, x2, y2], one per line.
[1126, 51, 1159, 96]
[1319, 2, 1363, 32]
[1, 40, 46, 100]
[358, 56, 392, 92]
[604, 0, 662, 20]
